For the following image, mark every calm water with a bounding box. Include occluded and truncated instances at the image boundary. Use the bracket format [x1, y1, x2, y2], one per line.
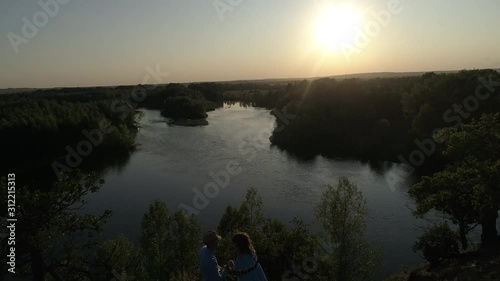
[86, 103, 430, 278]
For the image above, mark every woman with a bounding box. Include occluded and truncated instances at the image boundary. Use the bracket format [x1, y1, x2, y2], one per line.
[228, 232, 268, 281]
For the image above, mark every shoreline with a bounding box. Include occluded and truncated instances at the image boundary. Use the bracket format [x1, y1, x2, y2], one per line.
[166, 118, 209, 126]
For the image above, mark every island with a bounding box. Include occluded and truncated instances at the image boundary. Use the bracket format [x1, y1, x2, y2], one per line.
[139, 83, 222, 126]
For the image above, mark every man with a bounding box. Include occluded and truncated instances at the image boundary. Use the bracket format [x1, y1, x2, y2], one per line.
[200, 231, 230, 281]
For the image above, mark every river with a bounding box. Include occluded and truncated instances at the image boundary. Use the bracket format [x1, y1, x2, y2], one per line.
[86, 103, 430, 278]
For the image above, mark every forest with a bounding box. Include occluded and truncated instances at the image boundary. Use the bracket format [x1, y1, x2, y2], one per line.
[1, 172, 380, 281]
[138, 83, 222, 120]
[0, 69, 499, 280]
[0, 90, 138, 180]
[268, 70, 500, 162]
[0, 83, 222, 178]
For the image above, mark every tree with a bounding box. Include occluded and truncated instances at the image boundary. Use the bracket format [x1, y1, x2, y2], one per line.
[0, 91, 139, 174]
[140, 201, 201, 280]
[411, 113, 500, 247]
[271, 218, 318, 281]
[217, 188, 318, 281]
[239, 187, 265, 231]
[168, 209, 202, 277]
[409, 165, 491, 250]
[141, 201, 172, 280]
[216, 188, 266, 275]
[217, 187, 265, 237]
[95, 234, 150, 281]
[0, 171, 112, 281]
[315, 177, 381, 281]
[412, 223, 460, 266]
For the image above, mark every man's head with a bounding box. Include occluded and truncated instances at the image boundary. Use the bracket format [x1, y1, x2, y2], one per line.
[203, 231, 221, 251]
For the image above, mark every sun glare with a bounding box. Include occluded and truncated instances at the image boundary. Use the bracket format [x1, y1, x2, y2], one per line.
[315, 5, 363, 51]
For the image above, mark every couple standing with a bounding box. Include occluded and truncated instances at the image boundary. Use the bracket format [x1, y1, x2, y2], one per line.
[200, 231, 268, 281]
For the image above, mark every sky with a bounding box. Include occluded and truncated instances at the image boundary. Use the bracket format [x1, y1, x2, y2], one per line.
[0, 0, 499, 88]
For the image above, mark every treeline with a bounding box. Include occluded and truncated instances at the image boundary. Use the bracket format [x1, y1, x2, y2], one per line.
[1, 174, 380, 281]
[410, 113, 500, 266]
[138, 82, 289, 120]
[222, 89, 286, 109]
[268, 70, 500, 161]
[0, 81, 277, 175]
[138, 82, 288, 114]
[0, 90, 138, 175]
[138, 83, 223, 119]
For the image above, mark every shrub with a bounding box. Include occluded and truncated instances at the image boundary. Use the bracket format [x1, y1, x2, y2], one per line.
[412, 222, 460, 266]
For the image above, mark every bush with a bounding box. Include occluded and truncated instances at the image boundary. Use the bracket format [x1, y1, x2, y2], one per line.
[412, 222, 460, 266]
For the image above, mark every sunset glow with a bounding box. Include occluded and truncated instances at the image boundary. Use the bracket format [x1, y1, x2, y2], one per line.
[315, 4, 363, 51]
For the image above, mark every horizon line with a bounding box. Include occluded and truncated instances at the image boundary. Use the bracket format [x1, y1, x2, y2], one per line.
[2, 67, 499, 91]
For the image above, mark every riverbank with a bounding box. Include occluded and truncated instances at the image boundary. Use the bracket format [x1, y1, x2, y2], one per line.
[166, 118, 209, 126]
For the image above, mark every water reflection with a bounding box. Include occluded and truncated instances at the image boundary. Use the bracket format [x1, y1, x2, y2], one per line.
[85, 103, 425, 277]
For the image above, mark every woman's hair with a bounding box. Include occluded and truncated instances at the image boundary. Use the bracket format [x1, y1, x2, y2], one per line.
[232, 232, 256, 255]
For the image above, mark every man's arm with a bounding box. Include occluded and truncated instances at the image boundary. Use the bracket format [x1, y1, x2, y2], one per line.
[201, 254, 227, 281]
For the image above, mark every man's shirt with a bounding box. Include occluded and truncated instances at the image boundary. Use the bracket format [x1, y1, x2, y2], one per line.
[200, 246, 227, 281]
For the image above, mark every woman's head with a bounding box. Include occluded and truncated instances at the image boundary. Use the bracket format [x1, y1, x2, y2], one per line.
[232, 232, 256, 255]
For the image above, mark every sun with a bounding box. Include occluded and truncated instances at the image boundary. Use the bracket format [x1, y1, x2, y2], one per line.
[315, 4, 363, 51]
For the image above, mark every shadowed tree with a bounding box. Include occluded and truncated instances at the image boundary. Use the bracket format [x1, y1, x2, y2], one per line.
[141, 201, 172, 280]
[315, 177, 381, 281]
[0, 171, 112, 281]
[412, 222, 460, 266]
[140, 201, 200, 280]
[95, 234, 150, 281]
[410, 113, 500, 247]
[217, 188, 318, 281]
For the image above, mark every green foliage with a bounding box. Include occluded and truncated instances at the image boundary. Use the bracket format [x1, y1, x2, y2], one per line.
[410, 113, 500, 248]
[216, 188, 265, 277]
[239, 187, 265, 231]
[315, 177, 381, 281]
[168, 270, 199, 281]
[188, 82, 224, 102]
[409, 164, 490, 249]
[0, 171, 112, 281]
[217, 188, 319, 281]
[0, 92, 136, 133]
[217, 187, 265, 238]
[437, 113, 500, 163]
[137, 83, 220, 119]
[163, 95, 209, 119]
[270, 77, 416, 160]
[402, 70, 500, 138]
[4, 178, 384, 281]
[412, 223, 460, 266]
[0, 90, 139, 173]
[140, 201, 201, 281]
[140, 201, 172, 280]
[216, 185, 381, 281]
[169, 209, 202, 274]
[270, 70, 500, 161]
[262, 218, 318, 281]
[222, 89, 285, 109]
[95, 234, 150, 281]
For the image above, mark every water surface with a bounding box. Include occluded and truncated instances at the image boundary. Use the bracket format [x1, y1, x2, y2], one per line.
[86, 103, 429, 278]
